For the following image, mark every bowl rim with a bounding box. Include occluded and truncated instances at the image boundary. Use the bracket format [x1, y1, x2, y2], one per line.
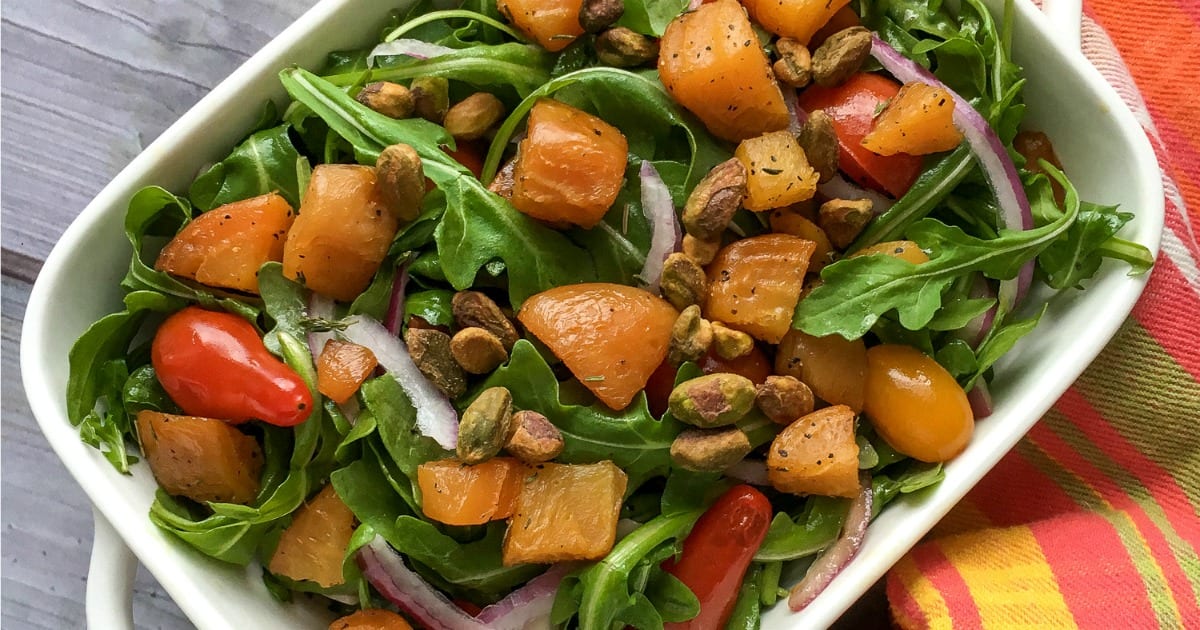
[20, 0, 1164, 627]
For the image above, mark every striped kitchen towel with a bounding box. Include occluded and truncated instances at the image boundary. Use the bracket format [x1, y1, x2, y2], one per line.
[886, 0, 1200, 627]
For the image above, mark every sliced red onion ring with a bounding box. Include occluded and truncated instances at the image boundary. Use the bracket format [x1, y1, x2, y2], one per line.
[475, 563, 573, 627]
[967, 379, 993, 419]
[817, 174, 895, 214]
[869, 36, 1034, 311]
[956, 273, 998, 348]
[725, 459, 771, 486]
[788, 474, 874, 611]
[782, 87, 806, 136]
[359, 536, 568, 630]
[368, 39, 456, 66]
[384, 265, 411, 336]
[639, 161, 681, 293]
[341, 314, 458, 450]
[359, 536, 484, 630]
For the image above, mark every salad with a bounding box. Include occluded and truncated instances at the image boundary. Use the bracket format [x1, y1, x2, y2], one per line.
[67, 0, 1155, 627]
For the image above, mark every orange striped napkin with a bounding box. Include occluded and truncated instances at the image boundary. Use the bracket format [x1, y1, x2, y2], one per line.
[886, 1, 1200, 627]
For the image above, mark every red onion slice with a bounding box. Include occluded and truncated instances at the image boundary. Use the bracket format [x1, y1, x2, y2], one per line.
[967, 379, 993, 419]
[817, 174, 895, 214]
[783, 87, 806, 136]
[956, 273, 998, 348]
[341, 314, 459, 450]
[368, 39, 456, 66]
[384, 264, 411, 336]
[788, 474, 874, 611]
[725, 459, 771, 486]
[639, 161, 681, 293]
[475, 563, 573, 627]
[869, 36, 1034, 311]
[359, 536, 484, 630]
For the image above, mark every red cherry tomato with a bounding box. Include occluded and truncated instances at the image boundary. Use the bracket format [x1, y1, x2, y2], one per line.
[644, 358, 678, 417]
[444, 141, 485, 179]
[152, 307, 314, 427]
[698, 345, 773, 385]
[797, 73, 924, 198]
[663, 485, 773, 629]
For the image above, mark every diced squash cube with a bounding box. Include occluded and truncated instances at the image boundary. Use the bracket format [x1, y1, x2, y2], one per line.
[417, 458, 529, 526]
[850, 240, 930, 265]
[740, 0, 853, 44]
[658, 0, 790, 141]
[498, 0, 584, 52]
[767, 405, 860, 497]
[135, 410, 263, 505]
[704, 235, 815, 343]
[502, 461, 628, 565]
[519, 283, 677, 410]
[283, 165, 399, 302]
[769, 208, 835, 273]
[735, 131, 820, 211]
[510, 99, 628, 229]
[862, 83, 963, 156]
[330, 610, 413, 630]
[268, 485, 357, 588]
[775, 329, 867, 413]
[155, 192, 294, 294]
[317, 340, 379, 404]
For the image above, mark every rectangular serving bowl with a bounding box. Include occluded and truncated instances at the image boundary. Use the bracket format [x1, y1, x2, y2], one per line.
[21, 0, 1163, 627]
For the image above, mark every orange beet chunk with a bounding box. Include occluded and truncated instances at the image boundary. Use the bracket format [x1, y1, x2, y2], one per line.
[767, 405, 860, 497]
[502, 461, 627, 565]
[267, 485, 357, 587]
[498, 0, 584, 52]
[283, 165, 399, 302]
[862, 83, 963, 156]
[735, 130, 819, 211]
[704, 235, 815, 343]
[330, 610, 413, 630]
[741, 0, 853, 44]
[417, 458, 528, 526]
[658, 0, 790, 141]
[155, 192, 294, 294]
[518, 283, 678, 410]
[136, 410, 263, 505]
[775, 328, 867, 413]
[510, 100, 629, 229]
[317, 340, 379, 404]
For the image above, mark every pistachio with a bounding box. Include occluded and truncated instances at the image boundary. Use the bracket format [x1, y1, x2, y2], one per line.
[682, 158, 748, 240]
[668, 373, 757, 428]
[711, 322, 754, 360]
[457, 387, 513, 464]
[450, 327, 509, 375]
[818, 198, 874, 249]
[410, 76, 450, 124]
[670, 427, 752, 472]
[443, 92, 506, 141]
[356, 81, 415, 119]
[773, 38, 812, 88]
[797, 110, 839, 183]
[660, 253, 708, 310]
[504, 409, 565, 463]
[812, 26, 873, 87]
[682, 234, 721, 266]
[755, 375, 815, 425]
[669, 305, 713, 365]
[375, 143, 426, 223]
[579, 0, 624, 33]
[404, 328, 467, 399]
[452, 291, 520, 350]
[595, 27, 659, 67]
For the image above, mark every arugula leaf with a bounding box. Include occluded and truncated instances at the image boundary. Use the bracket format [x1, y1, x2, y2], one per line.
[78, 359, 136, 473]
[390, 517, 543, 601]
[257, 262, 308, 356]
[966, 304, 1045, 387]
[189, 124, 306, 211]
[725, 564, 762, 630]
[872, 461, 945, 515]
[405, 289, 455, 328]
[360, 375, 450, 510]
[348, 265, 397, 320]
[474, 340, 685, 487]
[753, 496, 847, 562]
[122, 366, 179, 416]
[616, 0, 689, 36]
[794, 163, 1082, 340]
[325, 43, 554, 98]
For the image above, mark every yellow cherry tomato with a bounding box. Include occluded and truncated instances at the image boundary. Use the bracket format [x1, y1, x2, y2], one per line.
[863, 344, 973, 462]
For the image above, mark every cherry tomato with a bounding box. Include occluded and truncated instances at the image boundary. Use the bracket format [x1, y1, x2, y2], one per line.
[698, 345, 773, 385]
[444, 141, 485, 179]
[152, 307, 314, 427]
[644, 358, 678, 417]
[663, 485, 773, 629]
[797, 73, 924, 198]
[863, 344, 973, 462]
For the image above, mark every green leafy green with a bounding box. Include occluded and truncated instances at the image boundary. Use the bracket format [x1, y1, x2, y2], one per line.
[726, 563, 762, 630]
[754, 496, 848, 563]
[122, 366, 179, 416]
[616, 0, 688, 36]
[325, 43, 553, 98]
[360, 376, 449, 510]
[189, 124, 307, 211]
[405, 289, 455, 328]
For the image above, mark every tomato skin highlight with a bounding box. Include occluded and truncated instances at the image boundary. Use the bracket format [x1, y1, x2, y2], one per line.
[152, 307, 314, 427]
[796, 73, 924, 198]
[663, 485, 773, 629]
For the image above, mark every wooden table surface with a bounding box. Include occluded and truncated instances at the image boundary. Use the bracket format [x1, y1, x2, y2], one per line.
[0, 2, 888, 628]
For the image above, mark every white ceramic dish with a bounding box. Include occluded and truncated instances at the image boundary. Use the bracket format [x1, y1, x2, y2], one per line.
[21, 0, 1162, 628]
